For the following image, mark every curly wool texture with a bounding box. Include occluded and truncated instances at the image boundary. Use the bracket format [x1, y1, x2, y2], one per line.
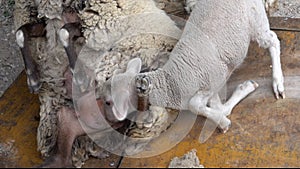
[80, 0, 181, 40]
[78, 0, 181, 92]
[35, 0, 76, 19]
[14, 0, 185, 167]
[73, 0, 183, 162]
[13, 0, 37, 29]
[122, 108, 180, 157]
[26, 18, 73, 158]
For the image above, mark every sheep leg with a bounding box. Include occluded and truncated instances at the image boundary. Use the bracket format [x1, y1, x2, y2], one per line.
[222, 80, 259, 116]
[59, 22, 83, 71]
[39, 107, 85, 168]
[189, 80, 258, 133]
[56, 107, 85, 166]
[16, 22, 46, 93]
[207, 93, 223, 109]
[39, 99, 124, 167]
[210, 80, 258, 117]
[268, 31, 285, 99]
[189, 92, 231, 132]
[257, 30, 285, 99]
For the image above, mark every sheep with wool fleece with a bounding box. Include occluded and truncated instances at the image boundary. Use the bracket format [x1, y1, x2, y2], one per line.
[104, 0, 285, 133]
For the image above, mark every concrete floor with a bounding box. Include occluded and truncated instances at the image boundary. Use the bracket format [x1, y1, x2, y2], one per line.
[0, 17, 299, 168]
[0, 0, 25, 98]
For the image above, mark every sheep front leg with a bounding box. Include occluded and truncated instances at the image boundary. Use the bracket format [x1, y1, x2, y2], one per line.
[16, 22, 46, 93]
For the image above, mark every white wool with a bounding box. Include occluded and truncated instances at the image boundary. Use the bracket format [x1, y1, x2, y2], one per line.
[74, 0, 182, 160]
[78, 0, 181, 94]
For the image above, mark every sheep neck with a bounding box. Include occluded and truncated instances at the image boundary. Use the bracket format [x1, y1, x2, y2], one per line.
[140, 69, 182, 110]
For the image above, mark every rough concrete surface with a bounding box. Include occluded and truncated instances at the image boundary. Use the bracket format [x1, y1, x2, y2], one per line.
[0, 0, 24, 98]
[271, 0, 300, 18]
[0, 0, 299, 98]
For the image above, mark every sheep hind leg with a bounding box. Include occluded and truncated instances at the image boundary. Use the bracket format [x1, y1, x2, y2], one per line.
[222, 80, 259, 116]
[189, 92, 231, 133]
[189, 80, 258, 133]
[257, 30, 285, 99]
[38, 107, 85, 168]
[16, 22, 46, 93]
[209, 80, 259, 118]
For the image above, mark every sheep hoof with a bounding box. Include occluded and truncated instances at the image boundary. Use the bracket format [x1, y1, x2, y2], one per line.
[218, 118, 231, 134]
[237, 80, 259, 95]
[249, 80, 259, 89]
[218, 125, 230, 134]
[220, 125, 230, 134]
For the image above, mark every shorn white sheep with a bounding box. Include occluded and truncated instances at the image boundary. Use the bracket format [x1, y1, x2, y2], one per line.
[103, 0, 285, 136]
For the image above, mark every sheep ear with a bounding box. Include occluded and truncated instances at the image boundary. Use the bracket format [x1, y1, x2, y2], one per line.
[112, 91, 130, 121]
[126, 58, 142, 74]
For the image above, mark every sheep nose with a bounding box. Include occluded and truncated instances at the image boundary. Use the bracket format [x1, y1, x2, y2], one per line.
[105, 100, 113, 107]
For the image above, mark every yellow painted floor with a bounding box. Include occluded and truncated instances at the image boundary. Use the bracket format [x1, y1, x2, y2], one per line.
[0, 17, 299, 168]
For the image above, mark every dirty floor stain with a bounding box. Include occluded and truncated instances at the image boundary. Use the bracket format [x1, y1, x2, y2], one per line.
[0, 72, 42, 167]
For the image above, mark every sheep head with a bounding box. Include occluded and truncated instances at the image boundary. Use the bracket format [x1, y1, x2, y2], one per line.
[102, 58, 142, 121]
